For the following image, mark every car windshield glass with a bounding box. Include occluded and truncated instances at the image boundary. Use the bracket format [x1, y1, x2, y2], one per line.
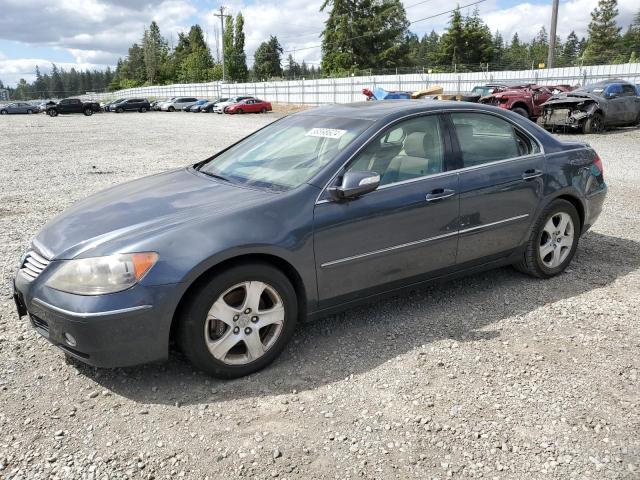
[579, 84, 608, 96]
[198, 115, 372, 191]
[471, 86, 493, 96]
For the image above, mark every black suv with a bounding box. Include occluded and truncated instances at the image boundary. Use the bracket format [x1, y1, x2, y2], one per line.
[110, 98, 151, 113]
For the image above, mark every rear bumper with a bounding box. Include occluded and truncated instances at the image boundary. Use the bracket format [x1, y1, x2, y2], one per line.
[13, 273, 180, 368]
[583, 185, 607, 234]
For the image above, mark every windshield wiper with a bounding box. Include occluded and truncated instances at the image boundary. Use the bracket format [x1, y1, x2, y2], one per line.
[200, 170, 232, 183]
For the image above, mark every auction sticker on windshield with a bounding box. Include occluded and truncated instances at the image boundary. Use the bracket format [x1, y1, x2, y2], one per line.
[306, 128, 347, 139]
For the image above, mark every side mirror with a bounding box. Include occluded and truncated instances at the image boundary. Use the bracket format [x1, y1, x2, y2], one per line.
[328, 171, 380, 201]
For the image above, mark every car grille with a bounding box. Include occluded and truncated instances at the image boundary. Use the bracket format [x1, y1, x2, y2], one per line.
[30, 314, 49, 334]
[20, 251, 51, 281]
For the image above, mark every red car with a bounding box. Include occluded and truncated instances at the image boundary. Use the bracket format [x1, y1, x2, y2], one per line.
[225, 99, 272, 114]
[479, 83, 575, 120]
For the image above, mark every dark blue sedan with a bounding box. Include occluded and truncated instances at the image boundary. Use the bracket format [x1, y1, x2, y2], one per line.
[13, 101, 607, 378]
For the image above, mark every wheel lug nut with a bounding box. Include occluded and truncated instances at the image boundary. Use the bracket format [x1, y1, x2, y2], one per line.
[233, 326, 240, 334]
[244, 327, 252, 335]
[244, 308, 251, 314]
[233, 314, 239, 321]
[251, 316, 258, 323]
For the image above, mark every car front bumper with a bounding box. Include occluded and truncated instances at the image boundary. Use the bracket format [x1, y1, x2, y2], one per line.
[13, 271, 180, 368]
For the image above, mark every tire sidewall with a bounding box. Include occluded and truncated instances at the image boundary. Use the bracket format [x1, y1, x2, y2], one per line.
[512, 107, 529, 118]
[178, 263, 298, 378]
[533, 200, 580, 276]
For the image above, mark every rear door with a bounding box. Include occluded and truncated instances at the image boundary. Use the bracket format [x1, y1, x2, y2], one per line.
[449, 111, 544, 265]
[621, 84, 640, 122]
[313, 114, 460, 306]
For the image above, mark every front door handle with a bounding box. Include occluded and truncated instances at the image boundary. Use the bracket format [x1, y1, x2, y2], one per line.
[522, 169, 543, 180]
[426, 188, 456, 202]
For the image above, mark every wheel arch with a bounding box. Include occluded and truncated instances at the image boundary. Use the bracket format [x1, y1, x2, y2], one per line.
[169, 253, 308, 345]
[552, 193, 585, 233]
[510, 102, 531, 116]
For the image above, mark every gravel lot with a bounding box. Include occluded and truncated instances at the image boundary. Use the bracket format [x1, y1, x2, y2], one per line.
[0, 111, 638, 480]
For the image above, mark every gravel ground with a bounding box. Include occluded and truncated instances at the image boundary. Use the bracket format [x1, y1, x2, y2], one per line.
[0, 111, 638, 480]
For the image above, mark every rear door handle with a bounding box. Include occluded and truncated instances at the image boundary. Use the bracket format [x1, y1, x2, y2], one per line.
[425, 188, 456, 202]
[522, 169, 543, 180]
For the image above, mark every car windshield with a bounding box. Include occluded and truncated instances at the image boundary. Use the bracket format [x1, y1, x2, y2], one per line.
[198, 115, 372, 191]
[578, 84, 608, 96]
[471, 86, 494, 96]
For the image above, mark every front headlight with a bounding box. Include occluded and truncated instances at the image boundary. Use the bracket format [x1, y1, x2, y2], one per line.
[46, 252, 158, 295]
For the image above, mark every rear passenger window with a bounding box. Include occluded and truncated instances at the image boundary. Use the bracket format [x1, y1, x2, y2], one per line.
[347, 115, 445, 186]
[451, 113, 538, 168]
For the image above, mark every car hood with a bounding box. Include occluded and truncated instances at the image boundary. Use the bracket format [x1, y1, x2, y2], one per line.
[543, 92, 600, 106]
[34, 168, 273, 260]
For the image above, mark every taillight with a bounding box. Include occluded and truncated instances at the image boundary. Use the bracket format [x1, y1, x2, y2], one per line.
[593, 153, 604, 176]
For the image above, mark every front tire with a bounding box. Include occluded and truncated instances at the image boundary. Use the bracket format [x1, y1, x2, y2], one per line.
[48, 109, 58, 117]
[140, 107, 147, 113]
[515, 199, 580, 278]
[1, 110, 8, 115]
[168, 106, 175, 112]
[177, 263, 298, 378]
[512, 107, 529, 118]
[27, 109, 33, 114]
[583, 112, 604, 134]
[84, 108, 93, 116]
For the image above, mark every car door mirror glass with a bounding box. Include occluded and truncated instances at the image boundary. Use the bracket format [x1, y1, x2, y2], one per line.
[329, 171, 380, 201]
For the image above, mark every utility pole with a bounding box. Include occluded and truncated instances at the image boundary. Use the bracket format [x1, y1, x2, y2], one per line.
[214, 6, 227, 82]
[547, 0, 559, 69]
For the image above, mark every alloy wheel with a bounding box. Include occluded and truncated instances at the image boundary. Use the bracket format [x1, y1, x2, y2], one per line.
[539, 212, 574, 268]
[204, 281, 285, 365]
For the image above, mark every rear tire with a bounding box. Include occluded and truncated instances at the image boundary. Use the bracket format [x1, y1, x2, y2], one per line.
[27, 109, 33, 114]
[514, 199, 580, 278]
[583, 112, 604, 134]
[177, 263, 298, 378]
[512, 107, 529, 118]
[1, 110, 8, 115]
[48, 109, 58, 117]
[168, 106, 175, 112]
[140, 107, 147, 113]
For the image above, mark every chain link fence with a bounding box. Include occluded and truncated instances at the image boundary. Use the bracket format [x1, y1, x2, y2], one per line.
[85, 63, 640, 105]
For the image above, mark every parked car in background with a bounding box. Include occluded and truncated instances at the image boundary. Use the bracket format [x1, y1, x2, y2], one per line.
[101, 98, 124, 112]
[110, 98, 151, 113]
[225, 98, 272, 114]
[151, 98, 171, 111]
[213, 96, 255, 113]
[13, 101, 607, 378]
[0, 102, 38, 114]
[160, 97, 199, 112]
[38, 101, 55, 113]
[182, 99, 208, 112]
[538, 79, 640, 133]
[199, 98, 229, 113]
[46, 98, 100, 117]
[479, 83, 574, 120]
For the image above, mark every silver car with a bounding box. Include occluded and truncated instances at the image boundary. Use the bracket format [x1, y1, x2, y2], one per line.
[0, 102, 39, 114]
[160, 97, 199, 112]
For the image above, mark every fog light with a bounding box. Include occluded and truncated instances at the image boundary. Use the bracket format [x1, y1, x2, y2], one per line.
[63, 332, 77, 347]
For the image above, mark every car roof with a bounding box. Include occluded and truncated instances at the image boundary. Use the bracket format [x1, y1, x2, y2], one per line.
[296, 100, 497, 121]
[588, 78, 633, 87]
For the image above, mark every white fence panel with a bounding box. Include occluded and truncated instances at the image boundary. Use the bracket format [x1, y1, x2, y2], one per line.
[87, 63, 640, 105]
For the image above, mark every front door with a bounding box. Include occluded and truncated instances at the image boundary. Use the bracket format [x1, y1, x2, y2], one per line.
[313, 114, 460, 307]
[448, 111, 544, 265]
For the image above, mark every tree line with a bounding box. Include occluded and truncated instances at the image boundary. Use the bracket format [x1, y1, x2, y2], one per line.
[3, 0, 639, 100]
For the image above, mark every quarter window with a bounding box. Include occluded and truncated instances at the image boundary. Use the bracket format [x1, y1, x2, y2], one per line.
[451, 112, 538, 168]
[346, 115, 445, 186]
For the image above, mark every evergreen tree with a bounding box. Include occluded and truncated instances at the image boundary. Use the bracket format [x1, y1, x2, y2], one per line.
[50, 64, 65, 97]
[223, 15, 234, 80]
[421, 31, 441, 67]
[253, 36, 283, 80]
[320, 0, 410, 74]
[582, 0, 622, 64]
[284, 54, 301, 79]
[438, 7, 465, 66]
[491, 31, 505, 67]
[462, 7, 493, 66]
[33, 66, 49, 98]
[561, 31, 580, 66]
[529, 26, 549, 66]
[143, 21, 168, 84]
[233, 13, 249, 81]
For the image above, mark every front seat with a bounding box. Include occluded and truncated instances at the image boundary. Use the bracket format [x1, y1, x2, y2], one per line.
[382, 131, 436, 184]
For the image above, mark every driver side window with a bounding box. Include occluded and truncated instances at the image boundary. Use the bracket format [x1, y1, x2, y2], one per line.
[346, 115, 444, 186]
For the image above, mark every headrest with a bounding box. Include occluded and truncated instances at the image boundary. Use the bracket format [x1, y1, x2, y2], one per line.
[456, 124, 474, 144]
[404, 132, 427, 157]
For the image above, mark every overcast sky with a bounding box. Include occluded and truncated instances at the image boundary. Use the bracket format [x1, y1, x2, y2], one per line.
[0, 0, 638, 86]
